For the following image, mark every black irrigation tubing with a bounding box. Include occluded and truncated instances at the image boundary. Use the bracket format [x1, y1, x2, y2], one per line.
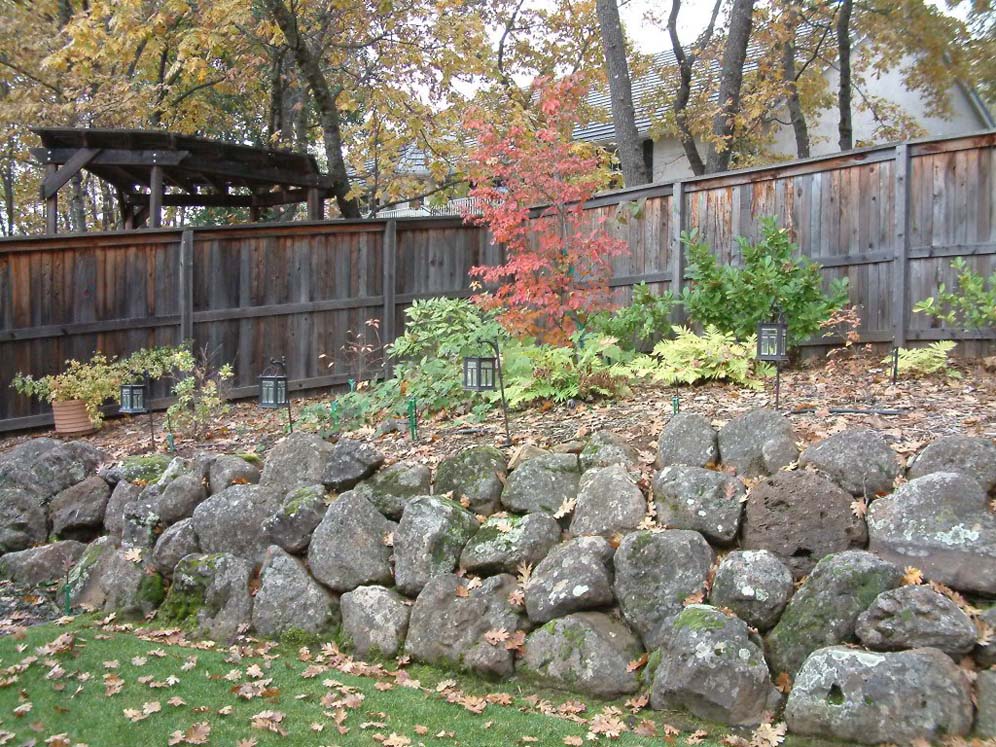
[788, 407, 907, 416]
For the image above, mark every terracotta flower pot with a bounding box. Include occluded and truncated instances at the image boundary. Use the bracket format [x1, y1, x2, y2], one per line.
[51, 399, 96, 436]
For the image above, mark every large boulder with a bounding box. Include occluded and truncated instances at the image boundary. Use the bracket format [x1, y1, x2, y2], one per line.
[799, 430, 900, 497]
[709, 550, 794, 632]
[354, 461, 431, 520]
[785, 646, 973, 744]
[191, 484, 283, 563]
[766, 551, 902, 676]
[906, 435, 996, 492]
[0, 540, 87, 586]
[261, 484, 327, 554]
[0, 488, 47, 553]
[460, 513, 561, 576]
[653, 465, 744, 544]
[867, 471, 996, 595]
[134, 457, 209, 526]
[321, 439, 385, 492]
[977, 670, 996, 739]
[102, 454, 172, 485]
[340, 585, 411, 658]
[259, 432, 335, 490]
[208, 455, 260, 495]
[49, 475, 111, 540]
[651, 605, 780, 726]
[717, 409, 797, 476]
[500, 453, 580, 515]
[395, 496, 478, 596]
[742, 471, 867, 579]
[151, 518, 200, 577]
[251, 546, 340, 638]
[656, 412, 718, 469]
[68, 541, 164, 618]
[103, 480, 141, 539]
[435, 446, 508, 516]
[855, 584, 977, 657]
[569, 465, 646, 538]
[159, 553, 253, 642]
[525, 536, 615, 624]
[308, 491, 396, 592]
[522, 611, 642, 698]
[0, 438, 104, 503]
[579, 430, 639, 472]
[613, 529, 714, 649]
[405, 573, 528, 678]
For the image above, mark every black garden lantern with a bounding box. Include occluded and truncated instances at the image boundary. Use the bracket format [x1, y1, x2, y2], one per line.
[259, 356, 293, 431]
[120, 375, 155, 446]
[463, 341, 511, 446]
[757, 308, 789, 409]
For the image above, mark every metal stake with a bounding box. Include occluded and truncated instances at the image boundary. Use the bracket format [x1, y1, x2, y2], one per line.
[774, 365, 782, 410]
[891, 347, 899, 384]
[487, 340, 513, 447]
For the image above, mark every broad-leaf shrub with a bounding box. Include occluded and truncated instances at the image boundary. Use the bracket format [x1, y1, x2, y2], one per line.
[622, 326, 773, 389]
[586, 283, 675, 352]
[165, 349, 234, 438]
[681, 218, 848, 346]
[913, 258, 996, 331]
[885, 342, 961, 379]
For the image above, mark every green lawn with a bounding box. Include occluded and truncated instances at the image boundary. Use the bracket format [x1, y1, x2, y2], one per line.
[0, 616, 734, 747]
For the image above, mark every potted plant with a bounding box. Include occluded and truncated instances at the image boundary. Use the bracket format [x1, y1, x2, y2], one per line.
[11, 352, 123, 435]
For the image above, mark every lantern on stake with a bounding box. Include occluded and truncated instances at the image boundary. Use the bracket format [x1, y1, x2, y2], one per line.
[119, 373, 155, 447]
[756, 308, 789, 409]
[259, 356, 293, 432]
[462, 340, 511, 446]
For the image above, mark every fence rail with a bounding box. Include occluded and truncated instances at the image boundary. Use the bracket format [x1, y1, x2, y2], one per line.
[1, 129, 994, 432]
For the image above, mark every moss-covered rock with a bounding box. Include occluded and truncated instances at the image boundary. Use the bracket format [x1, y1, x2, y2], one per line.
[394, 495, 478, 596]
[459, 513, 560, 575]
[118, 454, 173, 485]
[160, 552, 253, 641]
[435, 446, 508, 516]
[251, 545, 340, 638]
[355, 461, 431, 519]
[262, 484, 327, 554]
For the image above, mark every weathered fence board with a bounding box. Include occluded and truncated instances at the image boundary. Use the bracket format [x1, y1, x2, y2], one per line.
[1, 130, 993, 431]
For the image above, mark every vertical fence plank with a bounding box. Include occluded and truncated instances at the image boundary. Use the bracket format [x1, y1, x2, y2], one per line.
[179, 229, 194, 342]
[382, 219, 397, 378]
[670, 182, 686, 323]
[893, 144, 910, 348]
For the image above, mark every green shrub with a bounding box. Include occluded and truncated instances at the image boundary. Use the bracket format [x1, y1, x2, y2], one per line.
[622, 325, 773, 389]
[121, 345, 195, 381]
[886, 342, 961, 379]
[585, 282, 674, 352]
[165, 349, 234, 438]
[913, 258, 996, 331]
[681, 217, 848, 346]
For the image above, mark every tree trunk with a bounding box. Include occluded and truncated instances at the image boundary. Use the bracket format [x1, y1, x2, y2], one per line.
[781, 4, 810, 158]
[262, 0, 360, 218]
[836, 0, 853, 151]
[667, 0, 710, 176]
[595, 0, 650, 186]
[705, 0, 755, 173]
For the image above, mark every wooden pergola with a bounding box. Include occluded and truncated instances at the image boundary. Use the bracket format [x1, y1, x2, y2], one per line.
[31, 127, 335, 233]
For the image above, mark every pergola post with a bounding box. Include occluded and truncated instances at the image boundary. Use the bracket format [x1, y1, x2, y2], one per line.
[149, 163, 164, 228]
[307, 187, 324, 221]
[45, 164, 58, 235]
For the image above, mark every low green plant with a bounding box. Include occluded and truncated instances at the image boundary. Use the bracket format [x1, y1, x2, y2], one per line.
[622, 325, 773, 389]
[121, 344, 196, 381]
[912, 258, 996, 331]
[585, 283, 675, 352]
[11, 352, 123, 425]
[681, 217, 849, 347]
[886, 341, 961, 379]
[165, 348, 234, 438]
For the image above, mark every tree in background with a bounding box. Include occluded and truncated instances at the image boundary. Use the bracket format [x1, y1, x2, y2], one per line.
[463, 75, 626, 344]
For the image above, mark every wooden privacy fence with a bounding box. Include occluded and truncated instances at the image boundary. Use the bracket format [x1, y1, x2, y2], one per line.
[1, 129, 994, 432]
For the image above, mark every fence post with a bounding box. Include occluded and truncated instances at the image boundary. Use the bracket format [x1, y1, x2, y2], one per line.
[893, 144, 910, 348]
[178, 229, 194, 343]
[382, 219, 397, 379]
[670, 181, 686, 323]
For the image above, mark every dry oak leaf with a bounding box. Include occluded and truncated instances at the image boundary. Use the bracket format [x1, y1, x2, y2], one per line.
[168, 722, 211, 745]
[626, 653, 648, 672]
[625, 693, 649, 713]
[504, 630, 527, 653]
[563, 737, 583, 746]
[688, 729, 710, 745]
[250, 710, 287, 735]
[588, 714, 627, 738]
[484, 628, 509, 646]
[902, 566, 925, 586]
[750, 722, 787, 747]
[454, 585, 470, 599]
[382, 734, 412, 747]
[123, 548, 143, 563]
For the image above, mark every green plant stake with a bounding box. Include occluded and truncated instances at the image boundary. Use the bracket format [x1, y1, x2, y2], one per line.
[672, 393, 680, 414]
[348, 379, 356, 392]
[62, 582, 71, 616]
[407, 396, 418, 441]
[330, 401, 341, 431]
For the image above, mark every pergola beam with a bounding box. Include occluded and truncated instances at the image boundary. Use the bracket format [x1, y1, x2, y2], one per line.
[40, 148, 100, 199]
[31, 148, 191, 167]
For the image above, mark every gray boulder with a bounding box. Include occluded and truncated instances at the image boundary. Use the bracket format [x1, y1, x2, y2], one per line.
[656, 412, 718, 469]
[191, 484, 283, 563]
[742, 470, 867, 579]
[855, 584, 977, 657]
[435, 446, 508, 516]
[160, 553, 253, 642]
[867, 471, 996, 595]
[569, 465, 646, 538]
[501, 453, 580, 515]
[307, 491, 396, 593]
[260, 432, 335, 490]
[101, 454, 172, 485]
[766, 550, 902, 676]
[340, 585, 411, 658]
[151, 518, 200, 577]
[522, 611, 642, 698]
[395, 496, 478, 596]
[977, 605, 996, 668]
[405, 573, 528, 678]
[0, 488, 47, 553]
[717, 409, 798, 476]
[460, 513, 561, 576]
[653, 465, 744, 544]
[785, 646, 973, 744]
[121, 458, 209, 547]
[907, 435, 996, 492]
[355, 461, 431, 519]
[579, 430, 639, 472]
[651, 605, 780, 726]
[208, 455, 260, 495]
[321, 439, 385, 492]
[69, 541, 164, 617]
[103, 479, 141, 539]
[261, 484, 327, 554]
[49, 475, 111, 540]
[0, 540, 87, 586]
[0, 438, 104, 503]
[525, 536, 615, 624]
[709, 550, 794, 632]
[251, 546, 340, 637]
[800, 430, 900, 497]
[614, 529, 714, 649]
[977, 670, 996, 739]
